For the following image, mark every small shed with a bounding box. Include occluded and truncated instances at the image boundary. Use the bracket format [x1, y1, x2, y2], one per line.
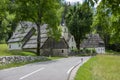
[80, 34, 105, 54]
[41, 37, 69, 56]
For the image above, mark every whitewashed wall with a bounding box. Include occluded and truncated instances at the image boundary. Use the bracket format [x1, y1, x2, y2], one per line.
[61, 26, 69, 40]
[68, 36, 76, 50]
[8, 42, 22, 50]
[95, 47, 105, 54]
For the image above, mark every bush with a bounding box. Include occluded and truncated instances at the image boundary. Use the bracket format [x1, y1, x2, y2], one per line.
[78, 48, 97, 56]
[85, 48, 91, 53]
[69, 49, 79, 56]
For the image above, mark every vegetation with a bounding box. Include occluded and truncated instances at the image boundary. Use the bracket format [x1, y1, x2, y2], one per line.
[92, 1, 111, 48]
[92, 0, 120, 51]
[47, 56, 66, 60]
[65, 1, 93, 50]
[0, 0, 62, 56]
[106, 50, 120, 55]
[75, 54, 120, 80]
[0, 44, 36, 56]
[0, 0, 120, 53]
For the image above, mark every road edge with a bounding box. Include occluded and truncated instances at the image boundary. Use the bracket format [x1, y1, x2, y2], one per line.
[67, 57, 91, 80]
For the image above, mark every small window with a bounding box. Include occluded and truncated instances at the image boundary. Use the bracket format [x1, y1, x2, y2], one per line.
[98, 48, 99, 51]
[72, 46, 73, 49]
[9, 45, 11, 48]
[72, 38, 74, 42]
[19, 44, 21, 47]
[62, 50, 64, 53]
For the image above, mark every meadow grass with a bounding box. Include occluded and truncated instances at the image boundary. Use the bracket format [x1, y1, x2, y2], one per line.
[75, 55, 120, 80]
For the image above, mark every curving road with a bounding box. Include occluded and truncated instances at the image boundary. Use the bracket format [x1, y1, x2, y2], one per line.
[0, 57, 90, 80]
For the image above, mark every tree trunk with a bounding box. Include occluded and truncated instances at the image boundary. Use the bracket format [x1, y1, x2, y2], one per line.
[76, 44, 80, 50]
[37, 25, 41, 56]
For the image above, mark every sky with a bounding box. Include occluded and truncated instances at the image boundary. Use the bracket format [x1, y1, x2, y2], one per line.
[65, 0, 83, 3]
[65, 0, 101, 8]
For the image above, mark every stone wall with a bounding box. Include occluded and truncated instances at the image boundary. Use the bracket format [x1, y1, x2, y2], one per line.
[0, 56, 47, 65]
[41, 49, 68, 56]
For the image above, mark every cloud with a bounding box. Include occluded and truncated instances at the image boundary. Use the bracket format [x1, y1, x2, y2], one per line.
[65, 0, 101, 8]
[65, 0, 83, 3]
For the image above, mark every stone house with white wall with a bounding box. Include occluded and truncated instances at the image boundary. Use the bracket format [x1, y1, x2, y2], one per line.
[80, 34, 105, 54]
[8, 21, 76, 56]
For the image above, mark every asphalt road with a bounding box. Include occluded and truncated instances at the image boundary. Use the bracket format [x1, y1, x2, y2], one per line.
[0, 57, 90, 80]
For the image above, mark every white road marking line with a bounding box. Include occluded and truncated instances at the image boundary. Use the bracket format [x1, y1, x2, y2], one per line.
[67, 66, 74, 74]
[19, 67, 45, 80]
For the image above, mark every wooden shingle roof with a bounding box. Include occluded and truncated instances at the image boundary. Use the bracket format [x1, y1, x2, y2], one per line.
[8, 22, 36, 43]
[41, 37, 69, 49]
[22, 23, 48, 49]
[8, 21, 73, 50]
[80, 34, 105, 48]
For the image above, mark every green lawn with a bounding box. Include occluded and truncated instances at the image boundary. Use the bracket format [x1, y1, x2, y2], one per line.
[0, 44, 36, 56]
[75, 55, 120, 80]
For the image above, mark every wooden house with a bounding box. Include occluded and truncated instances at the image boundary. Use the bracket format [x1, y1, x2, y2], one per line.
[8, 21, 76, 56]
[80, 34, 105, 54]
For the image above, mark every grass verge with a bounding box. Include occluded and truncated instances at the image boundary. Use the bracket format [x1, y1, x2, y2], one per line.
[75, 55, 120, 80]
[0, 44, 36, 56]
[106, 50, 120, 55]
[47, 56, 65, 60]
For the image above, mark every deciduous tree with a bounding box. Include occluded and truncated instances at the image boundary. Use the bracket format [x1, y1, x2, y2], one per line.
[65, 1, 93, 50]
[13, 0, 62, 56]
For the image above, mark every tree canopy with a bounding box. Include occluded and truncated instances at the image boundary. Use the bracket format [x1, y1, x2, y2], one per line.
[0, 0, 120, 53]
[0, 0, 62, 55]
[65, 1, 93, 49]
[0, 0, 16, 43]
[92, 0, 120, 50]
[14, 0, 62, 55]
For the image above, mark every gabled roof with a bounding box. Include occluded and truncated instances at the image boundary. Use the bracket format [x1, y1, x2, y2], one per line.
[22, 23, 48, 49]
[41, 37, 69, 49]
[8, 21, 36, 43]
[8, 21, 48, 43]
[8, 21, 73, 50]
[22, 36, 48, 49]
[80, 34, 105, 48]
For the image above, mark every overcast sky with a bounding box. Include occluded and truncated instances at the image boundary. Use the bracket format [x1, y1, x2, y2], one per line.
[65, 0, 83, 3]
[65, 0, 101, 8]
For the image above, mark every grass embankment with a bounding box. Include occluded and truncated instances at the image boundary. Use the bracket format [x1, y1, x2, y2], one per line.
[75, 55, 120, 80]
[0, 44, 36, 56]
[106, 50, 120, 55]
[0, 44, 64, 70]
